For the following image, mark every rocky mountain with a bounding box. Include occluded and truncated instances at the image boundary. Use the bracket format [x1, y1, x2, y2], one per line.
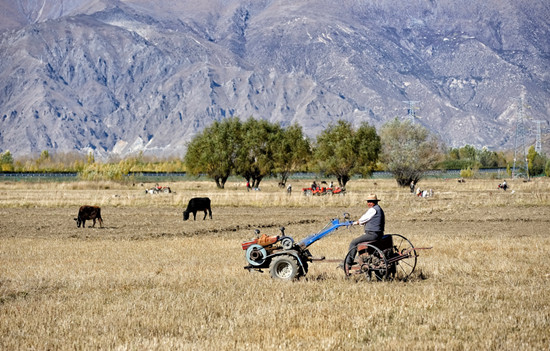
[1, 0, 549, 158]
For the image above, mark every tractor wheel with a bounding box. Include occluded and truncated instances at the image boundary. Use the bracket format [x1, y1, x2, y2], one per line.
[390, 234, 417, 281]
[344, 244, 389, 281]
[269, 255, 299, 281]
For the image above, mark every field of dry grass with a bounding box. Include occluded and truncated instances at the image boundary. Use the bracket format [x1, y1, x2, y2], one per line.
[1, 177, 549, 350]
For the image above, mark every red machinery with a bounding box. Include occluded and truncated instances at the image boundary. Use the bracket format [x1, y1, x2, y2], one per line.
[301, 186, 345, 196]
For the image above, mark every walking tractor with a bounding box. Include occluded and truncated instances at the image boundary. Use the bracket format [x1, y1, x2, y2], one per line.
[241, 213, 431, 281]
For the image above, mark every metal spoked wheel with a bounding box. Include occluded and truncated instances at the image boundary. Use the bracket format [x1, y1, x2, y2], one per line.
[269, 255, 300, 281]
[344, 244, 389, 281]
[389, 234, 418, 281]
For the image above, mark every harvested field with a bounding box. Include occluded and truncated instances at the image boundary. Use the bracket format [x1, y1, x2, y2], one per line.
[0, 178, 549, 350]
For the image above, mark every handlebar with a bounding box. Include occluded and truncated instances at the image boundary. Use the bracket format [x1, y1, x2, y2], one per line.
[298, 217, 354, 248]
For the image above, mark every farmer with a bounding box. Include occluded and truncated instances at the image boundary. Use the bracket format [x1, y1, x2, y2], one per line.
[499, 180, 508, 191]
[345, 194, 385, 267]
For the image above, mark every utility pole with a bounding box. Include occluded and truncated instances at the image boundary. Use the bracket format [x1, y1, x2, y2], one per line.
[532, 120, 547, 154]
[403, 101, 420, 124]
[512, 96, 529, 179]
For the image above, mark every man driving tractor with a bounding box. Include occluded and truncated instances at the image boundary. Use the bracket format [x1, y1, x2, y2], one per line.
[345, 194, 385, 268]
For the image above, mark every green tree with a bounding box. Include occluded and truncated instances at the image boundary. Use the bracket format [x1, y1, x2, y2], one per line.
[477, 147, 498, 168]
[441, 145, 508, 170]
[380, 118, 443, 187]
[448, 148, 460, 160]
[272, 124, 311, 186]
[314, 120, 380, 188]
[87, 152, 95, 165]
[1, 150, 14, 171]
[235, 118, 281, 188]
[184, 117, 242, 189]
[39, 150, 50, 161]
[458, 145, 476, 162]
[527, 146, 546, 176]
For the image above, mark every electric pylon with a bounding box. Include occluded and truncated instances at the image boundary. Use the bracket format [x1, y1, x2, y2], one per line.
[403, 101, 420, 124]
[532, 120, 545, 154]
[512, 96, 529, 179]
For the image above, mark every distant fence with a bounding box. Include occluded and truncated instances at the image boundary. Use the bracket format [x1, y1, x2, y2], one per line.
[0, 172, 78, 178]
[0, 169, 508, 181]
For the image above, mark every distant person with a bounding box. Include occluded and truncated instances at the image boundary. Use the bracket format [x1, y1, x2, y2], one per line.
[246, 181, 251, 192]
[345, 194, 385, 268]
[287, 183, 292, 195]
[498, 180, 508, 191]
[410, 181, 415, 193]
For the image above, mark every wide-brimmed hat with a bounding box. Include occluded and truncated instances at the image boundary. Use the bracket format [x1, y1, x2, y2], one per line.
[366, 194, 380, 202]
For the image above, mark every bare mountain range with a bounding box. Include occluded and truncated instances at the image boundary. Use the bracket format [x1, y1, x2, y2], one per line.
[1, 0, 549, 158]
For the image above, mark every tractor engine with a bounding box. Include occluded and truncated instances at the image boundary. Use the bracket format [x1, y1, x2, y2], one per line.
[241, 228, 296, 268]
[242, 234, 279, 267]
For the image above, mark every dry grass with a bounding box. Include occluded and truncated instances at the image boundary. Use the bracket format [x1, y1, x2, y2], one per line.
[1, 177, 549, 209]
[1, 177, 549, 350]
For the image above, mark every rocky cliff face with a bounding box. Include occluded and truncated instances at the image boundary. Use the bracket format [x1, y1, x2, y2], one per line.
[1, 0, 549, 158]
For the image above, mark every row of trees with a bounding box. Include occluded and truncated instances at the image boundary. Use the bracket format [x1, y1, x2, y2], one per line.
[183, 118, 385, 189]
[2, 117, 549, 185]
[441, 145, 508, 170]
[0, 150, 186, 176]
[184, 117, 444, 188]
[184, 118, 312, 189]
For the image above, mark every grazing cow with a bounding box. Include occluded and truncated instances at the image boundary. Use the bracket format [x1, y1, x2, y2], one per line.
[183, 197, 212, 221]
[74, 205, 103, 228]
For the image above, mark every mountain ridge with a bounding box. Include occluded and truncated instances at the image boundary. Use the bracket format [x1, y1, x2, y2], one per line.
[1, 0, 549, 158]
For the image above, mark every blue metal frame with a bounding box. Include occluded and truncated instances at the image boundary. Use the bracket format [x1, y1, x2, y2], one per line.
[298, 218, 353, 248]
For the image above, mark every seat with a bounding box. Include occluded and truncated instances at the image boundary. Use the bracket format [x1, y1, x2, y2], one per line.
[357, 234, 393, 252]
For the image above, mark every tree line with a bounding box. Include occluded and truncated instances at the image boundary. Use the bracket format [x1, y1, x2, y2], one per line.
[2, 117, 550, 185]
[184, 117, 383, 189]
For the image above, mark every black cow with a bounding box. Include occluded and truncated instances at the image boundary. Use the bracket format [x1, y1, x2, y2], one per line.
[74, 205, 103, 228]
[183, 197, 212, 221]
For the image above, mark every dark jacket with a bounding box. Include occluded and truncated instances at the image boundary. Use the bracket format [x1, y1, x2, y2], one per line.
[365, 204, 385, 233]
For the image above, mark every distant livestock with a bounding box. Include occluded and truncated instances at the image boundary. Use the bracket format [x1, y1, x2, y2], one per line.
[183, 197, 212, 221]
[74, 205, 103, 228]
[145, 185, 171, 194]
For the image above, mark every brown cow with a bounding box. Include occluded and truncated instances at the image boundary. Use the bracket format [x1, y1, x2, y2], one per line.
[74, 205, 103, 228]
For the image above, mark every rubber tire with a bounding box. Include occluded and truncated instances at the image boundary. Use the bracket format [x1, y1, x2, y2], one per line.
[269, 255, 299, 281]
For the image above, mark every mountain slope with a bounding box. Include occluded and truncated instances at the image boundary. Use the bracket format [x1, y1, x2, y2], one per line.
[0, 0, 549, 157]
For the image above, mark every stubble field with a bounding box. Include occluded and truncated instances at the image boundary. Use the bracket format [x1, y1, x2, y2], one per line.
[0, 177, 549, 350]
